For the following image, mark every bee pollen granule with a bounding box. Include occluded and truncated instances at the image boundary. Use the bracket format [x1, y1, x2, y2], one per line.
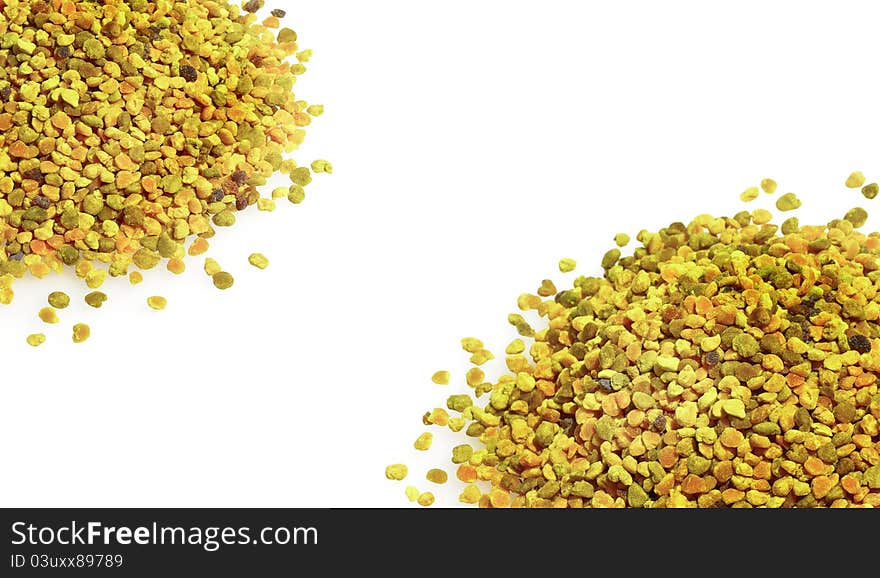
[147, 296, 167, 310]
[72, 323, 90, 343]
[384, 464, 408, 481]
[431, 370, 451, 385]
[26, 333, 45, 347]
[248, 253, 270, 270]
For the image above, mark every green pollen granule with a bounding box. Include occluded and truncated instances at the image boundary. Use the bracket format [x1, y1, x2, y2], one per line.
[310, 159, 333, 174]
[508, 313, 528, 328]
[862, 183, 879, 199]
[147, 296, 168, 310]
[248, 253, 270, 269]
[740, 186, 760, 202]
[775, 192, 802, 211]
[781, 217, 800, 235]
[38, 307, 59, 324]
[288, 185, 306, 204]
[846, 171, 866, 188]
[614, 233, 630, 247]
[601, 248, 621, 270]
[732, 333, 759, 357]
[844, 207, 869, 228]
[515, 322, 535, 338]
[277, 27, 298, 43]
[84, 291, 108, 308]
[761, 178, 778, 194]
[451, 444, 474, 464]
[72, 323, 90, 343]
[385, 463, 408, 481]
[212, 210, 236, 227]
[447, 394, 473, 413]
[290, 167, 312, 186]
[405, 486, 419, 502]
[431, 370, 450, 385]
[413, 432, 433, 451]
[26, 333, 46, 347]
[212, 271, 235, 290]
[558, 258, 577, 272]
[47, 292, 70, 309]
[426, 469, 448, 484]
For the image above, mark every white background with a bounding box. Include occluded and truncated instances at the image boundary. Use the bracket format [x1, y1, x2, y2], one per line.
[3, 0, 880, 507]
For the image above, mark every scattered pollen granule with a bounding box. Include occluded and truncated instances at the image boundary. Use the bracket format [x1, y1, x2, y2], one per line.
[26, 333, 45, 347]
[248, 253, 270, 270]
[147, 296, 168, 311]
[72, 323, 90, 343]
[761, 178, 777, 194]
[384, 464, 408, 481]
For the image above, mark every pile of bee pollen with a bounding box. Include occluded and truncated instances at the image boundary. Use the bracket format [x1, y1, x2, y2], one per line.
[395, 204, 880, 508]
